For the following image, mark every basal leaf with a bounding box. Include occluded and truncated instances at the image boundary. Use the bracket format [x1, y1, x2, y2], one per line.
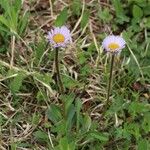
[55, 7, 68, 27]
[133, 5, 143, 19]
[81, 10, 90, 28]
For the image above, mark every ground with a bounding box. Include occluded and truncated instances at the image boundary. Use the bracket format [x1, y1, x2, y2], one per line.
[0, 0, 150, 150]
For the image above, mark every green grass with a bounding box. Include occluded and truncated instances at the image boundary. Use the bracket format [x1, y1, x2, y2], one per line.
[0, 0, 150, 150]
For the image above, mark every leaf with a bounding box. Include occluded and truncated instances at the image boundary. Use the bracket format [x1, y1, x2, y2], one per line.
[133, 5, 143, 19]
[112, 0, 129, 24]
[59, 137, 68, 150]
[125, 123, 141, 140]
[0, 24, 9, 33]
[138, 139, 149, 150]
[18, 12, 29, 35]
[66, 104, 76, 130]
[78, 52, 87, 64]
[31, 113, 41, 125]
[14, 0, 22, 13]
[89, 132, 109, 142]
[33, 130, 49, 142]
[98, 8, 113, 23]
[36, 90, 47, 102]
[80, 64, 92, 77]
[128, 101, 149, 117]
[51, 120, 66, 135]
[9, 72, 26, 93]
[61, 93, 75, 114]
[112, 0, 124, 17]
[71, 0, 82, 16]
[35, 73, 52, 84]
[82, 113, 91, 132]
[59, 137, 75, 150]
[0, 0, 11, 18]
[81, 10, 90, 28]
[142, 112, 150, 133]
[62, 75, 80, 89]
[0, 0, 27, 34]
[75, 98, 82, 131]
[18, 142, 32, 148]
[0, 15, 10, 29]
[34, 38, 46, 64]
[107, 95, 124, 114]
[46, 104, 62, 123]
[55, 7, 68, 27]
[143, 4, 150, 16]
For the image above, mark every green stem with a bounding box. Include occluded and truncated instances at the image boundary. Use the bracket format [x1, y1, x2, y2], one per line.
[55, 47, 64, 94]
[103, 54, 115, 116]
[55, 48, 66, 122]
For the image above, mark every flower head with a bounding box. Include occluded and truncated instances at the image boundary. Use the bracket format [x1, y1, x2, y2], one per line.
[102, 35, 126, 54]
[47, 26, 72, 48]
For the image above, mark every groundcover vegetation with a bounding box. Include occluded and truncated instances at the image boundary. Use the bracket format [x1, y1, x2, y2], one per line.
[0, 0, 150, 150]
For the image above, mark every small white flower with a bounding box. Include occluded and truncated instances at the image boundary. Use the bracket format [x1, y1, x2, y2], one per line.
[102, 35, 126, 54]
[47, 26, 72, 48]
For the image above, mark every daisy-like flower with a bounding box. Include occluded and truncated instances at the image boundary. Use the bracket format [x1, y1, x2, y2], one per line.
[102, 35, 126, 54]
[47, 26, 72, 48]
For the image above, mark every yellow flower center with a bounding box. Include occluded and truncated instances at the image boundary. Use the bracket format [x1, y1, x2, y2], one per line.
[108, 43, 120, 51]
[53, 34, 65, 43]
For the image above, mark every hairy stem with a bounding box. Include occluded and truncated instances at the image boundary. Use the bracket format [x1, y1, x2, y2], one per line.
[55, 48, 64, 94]
[55, 48, 66, 121]
[103, 54, 115, 116]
